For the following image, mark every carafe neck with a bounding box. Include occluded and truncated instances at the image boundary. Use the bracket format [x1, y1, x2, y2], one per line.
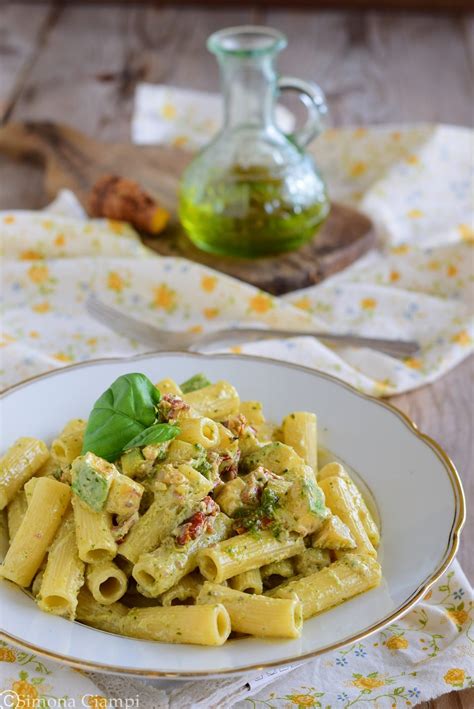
[218, 56, 276, 131]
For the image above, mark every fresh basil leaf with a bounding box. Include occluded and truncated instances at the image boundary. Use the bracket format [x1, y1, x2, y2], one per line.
[82, 373, 161, 461]
[180, 373, 211, 394]
[124, 423, 180, 449]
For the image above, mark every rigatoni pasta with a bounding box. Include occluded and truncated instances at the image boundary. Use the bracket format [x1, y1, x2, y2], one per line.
[37, 511, 85, 618]
[0, 370, 381, 646]
[0, 477, 70, 586]
[0, 437, 49, 509]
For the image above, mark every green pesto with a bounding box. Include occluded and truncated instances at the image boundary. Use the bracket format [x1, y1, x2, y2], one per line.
[234, 487, 280, 535]
[240, 442, 302, 475]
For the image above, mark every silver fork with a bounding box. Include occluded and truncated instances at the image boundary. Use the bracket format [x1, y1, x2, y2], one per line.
[86, 294, 420, 358]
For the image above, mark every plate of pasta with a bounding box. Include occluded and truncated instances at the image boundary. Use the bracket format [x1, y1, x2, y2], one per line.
[0, 352, 464, 677]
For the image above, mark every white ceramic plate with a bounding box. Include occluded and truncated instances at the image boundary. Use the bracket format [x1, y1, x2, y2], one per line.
[0, 352, 465, 678]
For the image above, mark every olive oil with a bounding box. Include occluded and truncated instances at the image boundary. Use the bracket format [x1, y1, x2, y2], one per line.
[179, 164, 329, 258]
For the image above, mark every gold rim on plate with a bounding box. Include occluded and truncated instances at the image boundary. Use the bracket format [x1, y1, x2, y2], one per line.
[0, 351, 466, 678]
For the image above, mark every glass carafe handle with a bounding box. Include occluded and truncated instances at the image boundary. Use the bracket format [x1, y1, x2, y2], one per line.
[278, 77, 328, 148]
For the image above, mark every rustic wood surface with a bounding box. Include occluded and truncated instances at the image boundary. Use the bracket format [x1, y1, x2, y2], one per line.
[0, 3, 472, 706]
[0, 120, 377, 294]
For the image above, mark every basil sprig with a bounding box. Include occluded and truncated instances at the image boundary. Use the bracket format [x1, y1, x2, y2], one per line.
[82, 373, 179, 461]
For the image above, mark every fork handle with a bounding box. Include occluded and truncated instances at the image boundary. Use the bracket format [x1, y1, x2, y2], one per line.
[197, 328, 419, 358]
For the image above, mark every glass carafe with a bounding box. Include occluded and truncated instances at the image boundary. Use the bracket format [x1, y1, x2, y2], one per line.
[179, 26, 330, 258]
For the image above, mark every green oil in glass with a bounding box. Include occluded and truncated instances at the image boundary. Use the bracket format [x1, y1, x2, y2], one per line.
[179, 165, 329, 259]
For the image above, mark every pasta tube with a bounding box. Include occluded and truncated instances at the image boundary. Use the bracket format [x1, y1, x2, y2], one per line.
[77, 589, 129, 634]
[293, 548, 331, 575]
[133, 513, 232, 596]
[0, 478, 70, 586]
[122, 604, 231, 646]
[176, 417, 220, 449]
[239, 401, 265, 428]
[273, 554, 382, 619]
[37, 511, 85, 619]
[0, 437, 49, 509]
[319, 477, 376, 558]
[198, 531, 305, 583]
[86, 560, 127, 604]
[24, 477, 39, 505]
[7, 491, 27, 541]
[72, 497, 117, 564]
[198, 582, 302, 638]
[229, 568, 263, 594]
[215, 478, 245, 516]
[0, 509, 8, 559]
[312, 514, 356, 551]
[318, 463, 380, 547]
[155, 378, 182, 396]
[160, 572, 203, 606]
[282, 412, 317, 472]
[183, 381, 240, 421]
[261, 559, 294, 588]
[119, 464, 212, 563]
[51, 419, 86, 465]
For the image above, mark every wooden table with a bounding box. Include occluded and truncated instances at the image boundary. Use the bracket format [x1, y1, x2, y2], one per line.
[1, 3, 472, 707]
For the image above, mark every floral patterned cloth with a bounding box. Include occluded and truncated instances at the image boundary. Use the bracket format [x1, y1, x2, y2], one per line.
[0, 563, 472, 707]
[1, 124, 472, 396]
[1, 105, 473, 706]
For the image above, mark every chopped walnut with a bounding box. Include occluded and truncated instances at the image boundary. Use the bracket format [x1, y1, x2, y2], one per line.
[159, 394, 190, 421]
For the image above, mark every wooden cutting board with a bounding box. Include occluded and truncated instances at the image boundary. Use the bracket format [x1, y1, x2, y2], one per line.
[0, 121, 376, 295]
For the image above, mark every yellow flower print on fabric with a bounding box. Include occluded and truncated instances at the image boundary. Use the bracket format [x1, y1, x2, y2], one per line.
[204, 307, 219, 319]
[443, 668, 465, 686]
[107, 219, 127, 235]
[451, 330, 472, 347]
[0, 334, 16, 348]
[404, 154, 419, 165]
[0, 646, 16, 662]
[389, 270, 400, 283]
[107, 271, 126, 293]
[32, 302, 51, 314]
[447, 609, 469, 626]
[391, 244, 410, 255]
[293, 297, 312, 311]
[407, 209, 424, 219]
[405, 358, 422, 370]
[152, 284, 176, 312]
[54, 233, 66, 247]
[172, 135, 189, 148]
[53, 353, 74, 363]
[352, 675, 385, 690]
[11, 678, 39, 706]
[361, 298, 377, 310]
[446, 264, 458, 277]
[201, 275, 217, 293]
[249, 293, 273, 314]
[161, 102, 177, 120]
[349, 161, 367, 178]
[187, 325, 203, 334]
[3, 214, 15, 224]
[288, 694, 317, 707]
[385, 635, 409, 650]
[458, 224, 474, 243]
[27, 264, 49, 284]
[20, 250, 43, 260]
[85, 696, 108, 709]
